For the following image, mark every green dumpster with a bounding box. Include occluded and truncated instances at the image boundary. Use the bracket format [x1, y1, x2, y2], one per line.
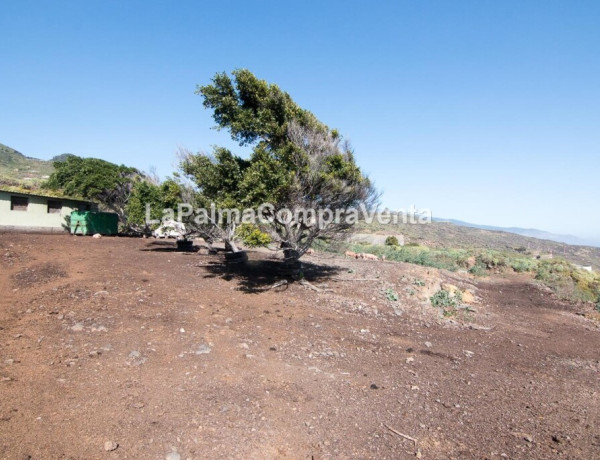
[70, 211, 118, 236]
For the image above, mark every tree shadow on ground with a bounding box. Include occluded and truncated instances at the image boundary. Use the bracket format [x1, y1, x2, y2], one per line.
[201, 256, 343, 294]
[140, 240, 200, 253]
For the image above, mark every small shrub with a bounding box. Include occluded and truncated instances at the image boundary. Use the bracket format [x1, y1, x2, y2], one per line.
[413, 279, 425, 287]
[430, 289, 459, 309]
[385, 236, 399, 246]
[469, 264, 488, 277]
[430, 288, 463, 317]
[478, 250, 509, 269]
[511, 258, 537, 273]
[595, 299, 600, 313]
[236, 224, 271, 247]
[384, 288, 399, 302]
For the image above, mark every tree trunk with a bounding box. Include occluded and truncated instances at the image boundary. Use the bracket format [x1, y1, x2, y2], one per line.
[224, 239, 247, 263]
[282, 248, 303, 279]
[225, 239, 240, 253]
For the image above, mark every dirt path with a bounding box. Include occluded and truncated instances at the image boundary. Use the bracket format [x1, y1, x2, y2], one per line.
[0, 234, 598, 459]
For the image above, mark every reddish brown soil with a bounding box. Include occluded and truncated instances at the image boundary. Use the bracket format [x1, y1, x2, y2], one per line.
[1, 234, 599, 459]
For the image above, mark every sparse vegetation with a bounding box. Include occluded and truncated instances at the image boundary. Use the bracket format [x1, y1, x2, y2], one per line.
[336, 242, 600, 304]
[0, 143, 55, 185]
[430, 288, 463, 316]
[384, 288, 399, 302]
[355, 219, 600, 271]
[535, 260, 600, 302]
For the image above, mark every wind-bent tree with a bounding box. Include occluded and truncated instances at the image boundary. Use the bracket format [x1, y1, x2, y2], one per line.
[188, 69, 377, 266]
[266, 120, 378, 263]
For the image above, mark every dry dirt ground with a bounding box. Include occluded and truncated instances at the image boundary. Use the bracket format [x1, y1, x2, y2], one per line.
[1, 234, 599, 460]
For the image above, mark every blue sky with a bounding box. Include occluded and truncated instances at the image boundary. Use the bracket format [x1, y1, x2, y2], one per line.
[1, 1, 599, 240]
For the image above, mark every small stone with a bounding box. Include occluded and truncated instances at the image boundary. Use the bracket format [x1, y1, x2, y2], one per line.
[179, 328, 185, 333]
[424, 341, 432, 348]
[406, 357, 414, 364]
[71, 323, 84, 332]
[195, 344, 211, 355]
[104, 441, 118, 451]
[370, 383, 379, 390]
[165, 450, 180, 460]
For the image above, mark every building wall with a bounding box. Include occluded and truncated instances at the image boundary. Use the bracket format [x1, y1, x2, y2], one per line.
[0, 191, 88, 232]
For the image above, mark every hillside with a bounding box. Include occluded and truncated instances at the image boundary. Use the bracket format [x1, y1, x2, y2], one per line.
[358, 219, 600, 271]
[0, 142, 56, 186]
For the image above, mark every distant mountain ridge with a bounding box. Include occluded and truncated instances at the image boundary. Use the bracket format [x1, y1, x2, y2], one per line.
[436, 218, 600, 248]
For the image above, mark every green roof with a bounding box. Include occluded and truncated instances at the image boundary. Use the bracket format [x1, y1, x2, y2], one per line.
[0, 186, 93, 203]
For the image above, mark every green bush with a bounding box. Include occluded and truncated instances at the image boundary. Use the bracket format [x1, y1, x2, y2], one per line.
[534, 259, 600, 302]
[236, 224, 271, 247]
[478, 250, 509, 269]
[430, 288, 464, 317]
[385, 236, 399, 246]
[469, 264, 488, 277]
[511, 258, 537, 273]
[430, 289, 460, 309]
[384, 288, 399, 301]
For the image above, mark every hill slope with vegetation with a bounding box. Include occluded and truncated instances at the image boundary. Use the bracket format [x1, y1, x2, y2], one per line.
[0, 143, 57, 186]
[357, 219, 600, 270]
[342, 219, 600, 304]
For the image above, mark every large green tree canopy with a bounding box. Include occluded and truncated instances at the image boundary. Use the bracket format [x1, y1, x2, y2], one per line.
[194, 69, 373, 207]
[45, 155, 183, 232]
[45, 155, 138, 201]
[185, 69, 377, 261]
[198, 69, 321, 148]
